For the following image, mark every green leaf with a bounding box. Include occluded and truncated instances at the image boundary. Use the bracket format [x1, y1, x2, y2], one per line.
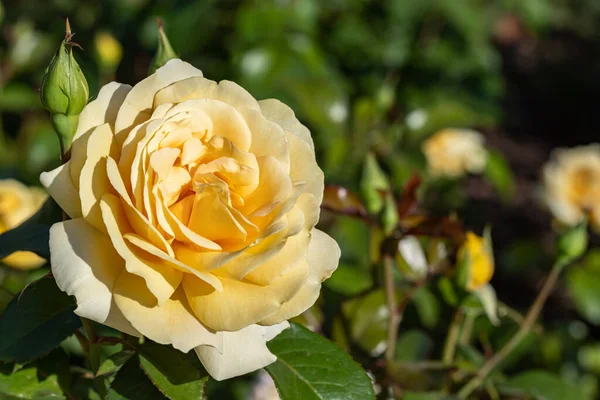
[107, 356, 167, 400]
[266, 323, 375, 400]
[412, 287, 440, 329]
[395, 330, 434, 362]
[137, 341, 208, 400]
[484, 150, 515, 199]
[343, 289, 390, 354]
[499, 371, 590, 400]
[0, 351, 70, 399]
[97, 350, 135, 377]
[0, 277, 81, 362]
[0, 198, 61, 261]
[324, 262, 372, 296]
[567, 264, 600, 325]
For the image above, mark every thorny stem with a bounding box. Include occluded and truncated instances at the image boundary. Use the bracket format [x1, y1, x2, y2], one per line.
[457, 261, 566, 399]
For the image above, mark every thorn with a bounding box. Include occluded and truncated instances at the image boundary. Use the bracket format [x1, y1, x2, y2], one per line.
[156, 17, 164, 31]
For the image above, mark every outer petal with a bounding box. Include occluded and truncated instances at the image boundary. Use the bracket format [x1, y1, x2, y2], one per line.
[114, 59, 203, 144]
[154, 76, 260, 112]
[79, 124, 117, 231]
[49, 219, 138, 336]
[40, 162, 82, 218]
[286, 131, 324, 205]
[73, 82, 132, 141]
[195, 322, 289, 381]
[260, 229, 340, 325]
[258, 98, 314, 150]
[183, 259, 310, 332]
[113, 271, 220, 353]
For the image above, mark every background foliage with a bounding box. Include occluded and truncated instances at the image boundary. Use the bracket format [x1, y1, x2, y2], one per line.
[2, 0, 600, 399]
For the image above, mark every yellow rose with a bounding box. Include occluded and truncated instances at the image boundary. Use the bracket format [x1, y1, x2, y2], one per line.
[40, 59, 340, 380]
[543, 144, 600, 230]
[422, 128, 488, 178]
[458, 232, 494, 291]
[0, 179, 47, 270]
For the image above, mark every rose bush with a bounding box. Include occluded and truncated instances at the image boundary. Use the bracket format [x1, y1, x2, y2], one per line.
[40, 59, 340, 380]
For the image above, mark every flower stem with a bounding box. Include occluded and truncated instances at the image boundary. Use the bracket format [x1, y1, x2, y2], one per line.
[457, 261, 565, 399]
[443, 308, 464, 364]
[81, 318, 100, 372]
[384, 256, 400, 361]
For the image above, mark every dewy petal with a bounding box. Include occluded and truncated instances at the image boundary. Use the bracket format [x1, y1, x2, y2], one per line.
[113, 271, 221, 353]
[79, 123, 117, 232]
[154, 76, 260, 113]
[258, 98, 314, 150]
[73, 82, 132, 142]
[40, 162, 82, 219]
[114, 59, 203, 145]
[183, 259, 310, 332]
[49, 219, 139, 336]
[194, 322, 288, 381]
[260, 229, 340, 326]
[100, 194, 183, 305]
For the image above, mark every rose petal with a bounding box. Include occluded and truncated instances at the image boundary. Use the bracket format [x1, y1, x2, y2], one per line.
[114, 59, 203, 145]
[100, 194, 183, 306]
[73, 82, 131, 142]
[154, 76, 260, 112]
[113, 271, 221, 353]
[194, 322, 288, 381]
[260, 229, 340, 325]
[49, 219, 139, 336]
[258, 98, 314, 150]
[79, 124, 117, 232]
[40, 162, 82, 219]
[183, 259, 309, 332]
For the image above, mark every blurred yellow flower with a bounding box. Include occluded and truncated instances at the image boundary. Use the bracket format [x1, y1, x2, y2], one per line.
[0, 179, 47, 270]
[543, 144, 600, 231]
[459, 232, 494, 291]
[422, 128, 488, 177]
[94, 31, 122, 69]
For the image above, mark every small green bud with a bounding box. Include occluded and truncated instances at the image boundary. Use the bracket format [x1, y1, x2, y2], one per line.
[41, 20, 89, 116]
[40, 19, 89, 157]
[557, 219, 588, 264]
[360, 152, 389, 214]
[149, 19, 178, 75]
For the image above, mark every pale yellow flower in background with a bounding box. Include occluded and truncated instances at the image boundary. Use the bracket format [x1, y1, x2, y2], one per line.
[94, 31, 122, 69]
[40, 59, 340, 380]
[422, 128, 488, 178]
[0, 179, 47, 270]
[543, 144, 600, 231]
[458, 232, 494, 291]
